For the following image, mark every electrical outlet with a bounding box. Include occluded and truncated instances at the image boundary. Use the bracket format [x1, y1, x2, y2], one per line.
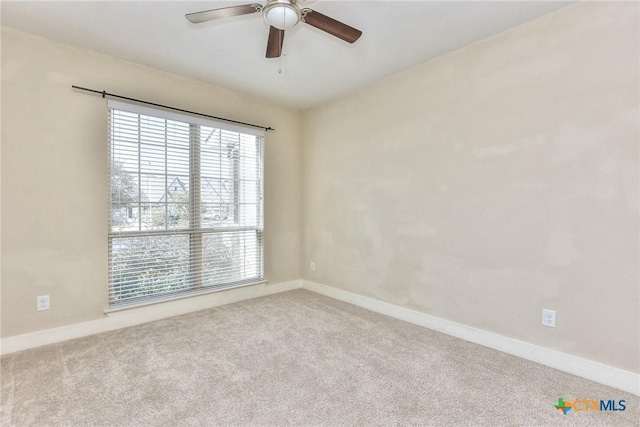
[542, 309, 556, 327]
[37, 295, 50, 311]
[310, 261, 316, 271]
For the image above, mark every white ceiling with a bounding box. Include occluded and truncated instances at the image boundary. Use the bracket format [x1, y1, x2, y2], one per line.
[1, 1, 573, 109]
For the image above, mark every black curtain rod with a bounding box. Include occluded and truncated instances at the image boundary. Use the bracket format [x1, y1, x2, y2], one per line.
[71, 85, 274, 132]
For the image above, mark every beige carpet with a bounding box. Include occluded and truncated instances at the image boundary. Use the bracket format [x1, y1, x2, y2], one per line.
[1, 289, 638, 426]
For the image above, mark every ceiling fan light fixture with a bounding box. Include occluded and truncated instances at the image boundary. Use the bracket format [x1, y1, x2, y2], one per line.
[263, 0, 300, 30]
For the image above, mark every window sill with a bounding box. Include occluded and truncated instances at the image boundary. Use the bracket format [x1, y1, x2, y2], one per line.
[104, 279, 268, 314]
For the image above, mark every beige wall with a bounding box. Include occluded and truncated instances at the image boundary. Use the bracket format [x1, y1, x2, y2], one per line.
[303, 2, 639, 373]
[1, 27, 302, 338]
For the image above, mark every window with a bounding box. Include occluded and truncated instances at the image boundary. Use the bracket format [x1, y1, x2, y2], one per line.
[108, 101, 264, 307]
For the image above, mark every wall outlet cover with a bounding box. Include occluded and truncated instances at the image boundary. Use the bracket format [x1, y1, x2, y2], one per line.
[37, 295, 50, 311]
[542, 309, 556, 327]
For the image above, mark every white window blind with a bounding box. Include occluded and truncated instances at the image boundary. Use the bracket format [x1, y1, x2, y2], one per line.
[108, 101, 264, 307]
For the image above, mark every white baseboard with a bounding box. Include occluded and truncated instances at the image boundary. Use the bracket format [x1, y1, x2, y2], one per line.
[0, 279, 302, 356]
[4, 278, 638, 396]
[301, 280, 640, 396]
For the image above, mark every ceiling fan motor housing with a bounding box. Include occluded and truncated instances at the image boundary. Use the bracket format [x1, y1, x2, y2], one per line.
[263, 0, 301, 30]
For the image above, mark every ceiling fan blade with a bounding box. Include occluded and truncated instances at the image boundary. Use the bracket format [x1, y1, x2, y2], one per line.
[266, 26, 284, 58]
[186, 4, 262, 24]
[301, 9, 362, 44]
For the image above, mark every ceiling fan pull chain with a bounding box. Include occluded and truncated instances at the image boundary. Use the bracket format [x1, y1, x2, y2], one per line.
[278, 32, 283, 74]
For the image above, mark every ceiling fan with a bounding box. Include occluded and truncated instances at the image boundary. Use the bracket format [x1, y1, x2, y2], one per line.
[185, 0, 362, 58]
